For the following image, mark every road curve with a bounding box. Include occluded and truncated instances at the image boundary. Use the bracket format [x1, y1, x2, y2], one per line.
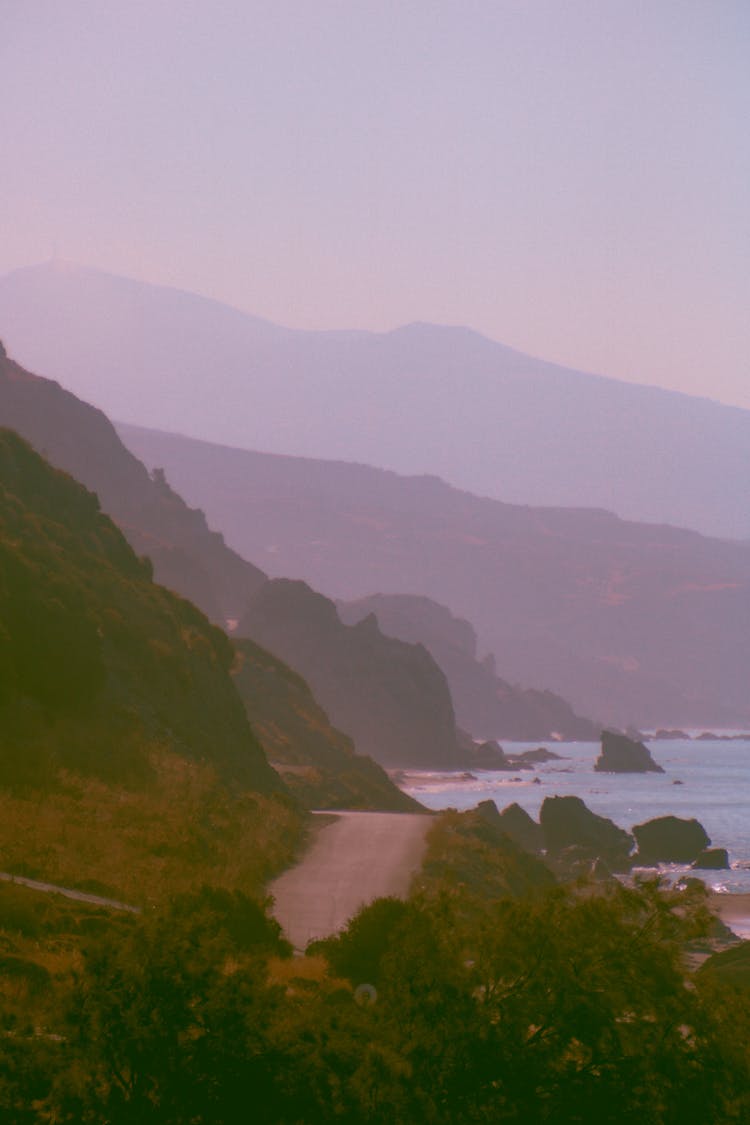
[269, 810, 432, 951]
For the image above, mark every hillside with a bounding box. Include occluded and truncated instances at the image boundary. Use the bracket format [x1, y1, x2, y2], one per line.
[120, 425, 750, 729]
[2, 261, 748, 539]
[0, 429, 307, 903]
[237, 580, 466, 769]
[0, 341, 266, 621]
[339, 594, 599, 740]
[0, 427, 279, 792]
[232, 638, 420, 811]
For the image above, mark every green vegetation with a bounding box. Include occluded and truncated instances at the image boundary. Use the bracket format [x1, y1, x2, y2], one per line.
[0, 428, 279, 793]
[2, 428, 749, 1121]
[1, 878, 747, 1123]
[0, 430, 304, 902]
[414, 805, 556, 902]
[0, 751, 301, 906]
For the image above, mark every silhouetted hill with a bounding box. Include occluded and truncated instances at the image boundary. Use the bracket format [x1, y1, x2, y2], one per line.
[2, 261, 748, 538]
[232, 638, 421, 811]
[339, 594, 599, 740]
[0, 345, 461, 781]
[0, 342, 266, 621]
[121, 425, 750, 729]
[237, 580, 465, 769]
[0, 428, 279, 794]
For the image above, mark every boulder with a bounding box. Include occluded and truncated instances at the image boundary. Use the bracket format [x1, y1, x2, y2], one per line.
[595, 730, 664, 773]
[692, 847, 730, 870]
[540, 795, 633, 870]
[507, 746, 563, 765]
[633, 816, 710, 863]
[496, 802, 544, 854]
[469, 741, 515, 769]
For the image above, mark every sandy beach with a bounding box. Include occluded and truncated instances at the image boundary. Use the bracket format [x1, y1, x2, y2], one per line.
[710, 892, 750, 939]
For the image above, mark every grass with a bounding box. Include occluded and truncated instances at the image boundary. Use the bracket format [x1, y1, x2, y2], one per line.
[0, 746, 305, 908]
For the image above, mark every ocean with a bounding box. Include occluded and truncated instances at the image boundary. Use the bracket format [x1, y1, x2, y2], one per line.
[402, 736, 750, 895]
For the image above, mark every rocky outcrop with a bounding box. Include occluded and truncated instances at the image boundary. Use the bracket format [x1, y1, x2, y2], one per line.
[339, 593, 600, 742]
[237, 580, 464, 770]
[692, 847, 730, 870]
[595, 730, 664, 774]
[466, 740, 515, 769]
[540, 796, 633, 870]
[633, 816, 710, 864]
[509, 747, 563, 765]
[232, 637, 421, 812]
[496, 802, 544, 854]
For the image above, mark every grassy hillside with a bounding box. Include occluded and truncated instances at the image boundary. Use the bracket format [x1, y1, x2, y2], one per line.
[0, 429, 302, 902]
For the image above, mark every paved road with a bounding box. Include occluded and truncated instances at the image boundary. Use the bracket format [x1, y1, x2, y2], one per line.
[269, 810, 432, 951]
[0, 871, 140, 913]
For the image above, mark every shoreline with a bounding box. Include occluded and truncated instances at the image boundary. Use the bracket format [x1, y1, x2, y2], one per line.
[710, 892, 750, 940]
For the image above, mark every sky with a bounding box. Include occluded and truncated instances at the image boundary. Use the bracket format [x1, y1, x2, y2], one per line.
[1, 0, 748, 408]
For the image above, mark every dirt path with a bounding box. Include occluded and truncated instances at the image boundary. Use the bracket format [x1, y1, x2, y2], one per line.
[269, 810, 432, 951]
[0, 870, 140, 913]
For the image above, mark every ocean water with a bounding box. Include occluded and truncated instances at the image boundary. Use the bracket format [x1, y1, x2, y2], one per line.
[402, 737, 750, 894]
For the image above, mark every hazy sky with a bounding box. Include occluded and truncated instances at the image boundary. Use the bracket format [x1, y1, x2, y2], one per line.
[1, 1, 748, 407]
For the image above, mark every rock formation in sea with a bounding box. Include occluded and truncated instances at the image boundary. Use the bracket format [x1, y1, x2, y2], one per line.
[633, 816, 710, 863]
[595, 730, 664, 774]
[692, 847, 730, 870]
[540, 795, 633, 870]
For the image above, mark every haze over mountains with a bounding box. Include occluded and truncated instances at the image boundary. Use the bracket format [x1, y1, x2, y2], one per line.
[1, 261, 748, 540]
[120, 424, 750, 730]
[0, 344, 515, 768]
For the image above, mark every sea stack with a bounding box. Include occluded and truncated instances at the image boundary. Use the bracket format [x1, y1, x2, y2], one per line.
[595, 730, 664, 774]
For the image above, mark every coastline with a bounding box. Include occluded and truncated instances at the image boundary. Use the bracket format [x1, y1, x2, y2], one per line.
[711, 891, 750, 939]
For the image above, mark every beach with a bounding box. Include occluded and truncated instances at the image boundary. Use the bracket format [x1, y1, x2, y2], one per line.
[711, 892, 750, 940]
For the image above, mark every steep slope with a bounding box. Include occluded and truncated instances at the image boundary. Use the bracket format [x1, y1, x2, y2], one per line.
[0, 427, 280, 795]
[0, 344, 457, 786]
[339, 594, 599, 740]
[237, 580, 465, 769]
[232, 638, 420, 811]
[2, 261, 748, 539]
[120, 426, 750, 729]
[0, 341, 266, 621]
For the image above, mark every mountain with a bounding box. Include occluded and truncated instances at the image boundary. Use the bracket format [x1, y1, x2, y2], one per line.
[338, 594, 599, 741]
[0, 427, 279, 794]
[1, 261, 748, 540]
[119, 425, 750, 729]
[237, 580, 467, 770]
[0, 344, 427, 801]
[232, 638, 420, 811]
[0, 340, 266, 621]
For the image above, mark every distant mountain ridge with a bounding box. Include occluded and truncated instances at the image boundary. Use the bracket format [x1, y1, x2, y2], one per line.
[0, 344, 479, 773]
[338, 594, 599, 741]
[237, 579, 466, 770]
[120, 424, 750, 729]
[1, 261, 748, 539]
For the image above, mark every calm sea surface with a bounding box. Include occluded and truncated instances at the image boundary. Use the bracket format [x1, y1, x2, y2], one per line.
[402, 737, 750, 894]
